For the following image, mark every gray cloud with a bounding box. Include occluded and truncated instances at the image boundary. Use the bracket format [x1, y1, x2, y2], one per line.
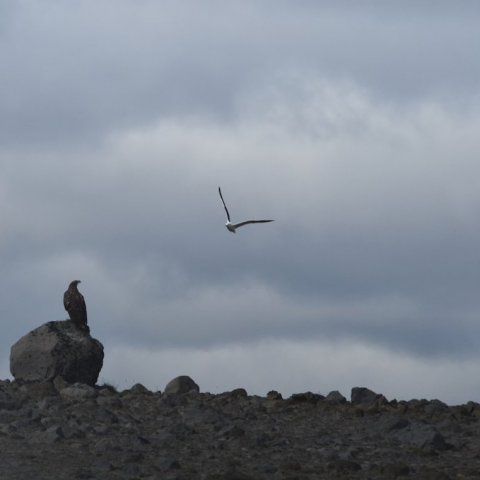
[2, 1, 480, 148]
[1, 1, 480, 402]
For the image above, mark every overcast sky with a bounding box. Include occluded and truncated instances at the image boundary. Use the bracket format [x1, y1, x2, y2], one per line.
[2, 1, 480, 404]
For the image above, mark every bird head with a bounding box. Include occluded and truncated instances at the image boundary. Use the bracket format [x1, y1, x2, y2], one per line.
[69, 280, 81, 288]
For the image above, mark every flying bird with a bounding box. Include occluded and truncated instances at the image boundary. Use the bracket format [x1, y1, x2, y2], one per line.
[218, 187, 274, 233]
[64, 280, 89, 333]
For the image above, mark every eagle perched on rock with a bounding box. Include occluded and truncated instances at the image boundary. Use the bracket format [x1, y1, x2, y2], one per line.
[64, 280, 89, 333]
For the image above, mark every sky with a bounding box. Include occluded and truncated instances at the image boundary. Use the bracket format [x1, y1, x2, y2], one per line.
[2, 1, 480, 404]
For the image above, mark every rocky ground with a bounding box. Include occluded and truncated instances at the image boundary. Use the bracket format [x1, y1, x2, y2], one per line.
[1, 377, 480, 480]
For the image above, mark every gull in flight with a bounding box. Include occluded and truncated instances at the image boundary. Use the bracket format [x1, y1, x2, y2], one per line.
[218, 187, 274, 233]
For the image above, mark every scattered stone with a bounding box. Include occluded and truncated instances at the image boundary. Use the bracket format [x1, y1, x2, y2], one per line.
[163, 375, 199, 395]
[266, 390, 283, 400]
[378, 462, 410, 478]
[415, 466, 452, 479]
[128, 383, 152, 394]
[416, 429, 450, 451]
[0, 376, 478, 479]
[327, 458, 362, 473]
[60, 383, 97, 399]
[391, 423, 451, 452]
[382, 416, 410, 432]
[351, 386, 387, 406]
[221, 388, 248, 399]
[30, 424, 64, 443]
[289, 391, 324, 404]
[19, 380, 57, 399]
[10, 320, 104, 386]
[424, 398, 450, 417]
[325, 390, 347, 404]
[221, 424, 245, 438]
[53, 375, 70, 392]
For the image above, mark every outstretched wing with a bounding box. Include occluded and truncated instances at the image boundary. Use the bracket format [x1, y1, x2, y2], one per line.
[232, 219, 274, 229]
[218, 187, 231, 222]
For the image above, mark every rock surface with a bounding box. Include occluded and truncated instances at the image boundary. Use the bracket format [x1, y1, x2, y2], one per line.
[164, 375, 200, 395]
[351, 386, 386, 406]
[0, 379, 480, 479]
[10, 320, 104, 386]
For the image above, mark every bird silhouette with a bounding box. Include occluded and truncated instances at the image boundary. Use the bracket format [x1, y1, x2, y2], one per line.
[218, 187, 274, 233]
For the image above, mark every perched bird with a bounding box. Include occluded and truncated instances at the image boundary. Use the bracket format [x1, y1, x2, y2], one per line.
[64, 280, 89, 332]
[218, 187, 274, 233]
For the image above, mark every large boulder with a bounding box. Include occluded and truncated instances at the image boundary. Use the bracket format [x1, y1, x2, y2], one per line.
[10, 320, 104, 386]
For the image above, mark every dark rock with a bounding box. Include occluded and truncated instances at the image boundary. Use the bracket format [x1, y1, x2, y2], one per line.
[226, 425, 246, 438]
[10, 320, 103, 386]
[205, 470, 256, 480]
[255, 432, 273, 448]
[19, 381, 57, 400]
[266, 390, 283, 400]
[167, 459, 181, 470]
[52, 375, 70, 392]
[264, 392, 284, 412]
[327, 458, 362, 473]
[393, 423, 451, 452]
[74, 467, 94, 479]
[415, 466, 452, 479]
[220, 388, 248, 399]
[59, 383, 97, 399]
[407, 398, 429, 410]
[424, 398, 450, 417]
[417, 430, 450, 451]
[379, 462, 410, 478]
[128, 383, 152, 394]
[382, 416, 410, 432]
[289, 391, 325, 404]
[164, 375, 199, 395]
[325, 390, 347, 404]
[351, 386, 387, 406]
[31, 425, 64, 443]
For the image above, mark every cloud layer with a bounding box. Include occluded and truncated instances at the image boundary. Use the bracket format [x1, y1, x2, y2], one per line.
[1, 1, 480, 403]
